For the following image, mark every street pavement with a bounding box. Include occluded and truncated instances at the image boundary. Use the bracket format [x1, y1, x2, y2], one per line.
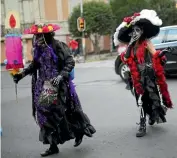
[1, 60, 177, 158]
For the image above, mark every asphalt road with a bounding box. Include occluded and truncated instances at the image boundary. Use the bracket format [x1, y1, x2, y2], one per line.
[1, 60, 177, 158]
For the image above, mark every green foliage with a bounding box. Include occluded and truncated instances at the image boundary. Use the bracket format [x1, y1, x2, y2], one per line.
[110, 0, 177, 28]
[148, 0, 177, 26]
[68, 1, 115, 38]
[110, 0, 150, 27]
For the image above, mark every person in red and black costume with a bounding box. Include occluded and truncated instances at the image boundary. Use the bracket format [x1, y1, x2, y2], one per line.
[114, 9, 173, 137]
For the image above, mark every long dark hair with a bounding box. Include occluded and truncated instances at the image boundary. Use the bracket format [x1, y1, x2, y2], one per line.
[137, 25, 147, 44]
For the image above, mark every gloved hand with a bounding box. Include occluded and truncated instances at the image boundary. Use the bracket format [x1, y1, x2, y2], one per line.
[124, 35, 137, 59]
[124, 46, 132, 59]
[159, 47, 173, 57]
[13, 73, 23, 84]
[161, 56, 167, 66]
[51, 75, 63, 86]
[129, 35, 137, 46]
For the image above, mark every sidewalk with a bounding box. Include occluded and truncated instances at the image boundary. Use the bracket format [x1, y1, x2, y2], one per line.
[1, 52, 117, 72]
[85, 52, 117, 62]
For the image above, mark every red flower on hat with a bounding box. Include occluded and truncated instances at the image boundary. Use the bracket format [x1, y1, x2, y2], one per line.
[42, 25, 49, 33]
[23, 23, 60, 34]
[123, 12, 140, 24]
[133, 13, 140, 17]
[123, 17, 133, 23]
[31, 25, 38, 33]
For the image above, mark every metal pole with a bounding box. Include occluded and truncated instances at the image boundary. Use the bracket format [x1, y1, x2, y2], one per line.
[38, 0, 41, 21]
[80, 0, 86, 61]
[80, 0, 83, 16]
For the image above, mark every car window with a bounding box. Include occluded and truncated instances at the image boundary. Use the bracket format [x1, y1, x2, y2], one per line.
[151, 30, 166, 44]
[166, 29, 177, 42]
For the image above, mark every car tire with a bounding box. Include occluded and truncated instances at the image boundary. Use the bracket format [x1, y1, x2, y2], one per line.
[119, 63, 129, 82]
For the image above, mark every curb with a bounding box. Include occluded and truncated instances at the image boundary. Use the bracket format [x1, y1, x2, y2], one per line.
[1, 55, 117, 71]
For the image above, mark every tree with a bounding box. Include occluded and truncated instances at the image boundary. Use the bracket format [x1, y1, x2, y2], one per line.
[110, 0, 150, 27]
[110, 0, 177, 28]
[149, 0, 177, 26]
[68, 1, 115, 54]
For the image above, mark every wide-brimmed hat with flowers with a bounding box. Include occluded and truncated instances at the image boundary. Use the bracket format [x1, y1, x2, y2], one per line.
[113, 9, 162, 46]
[24, 23, 60, 34]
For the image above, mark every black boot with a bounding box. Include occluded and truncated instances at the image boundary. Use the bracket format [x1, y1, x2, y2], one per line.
[136, 118, 146, 137]
[40, 144, 59, 157]
[74, 134, 84, 147]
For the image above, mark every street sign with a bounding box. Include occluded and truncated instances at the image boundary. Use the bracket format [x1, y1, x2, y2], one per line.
[77, 17, 86, 32]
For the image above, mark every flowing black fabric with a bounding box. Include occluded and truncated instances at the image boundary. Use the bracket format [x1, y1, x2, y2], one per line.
[134, 66, 167, 123]
[127, 51, 167, 123]
[38, 80, 96, 145]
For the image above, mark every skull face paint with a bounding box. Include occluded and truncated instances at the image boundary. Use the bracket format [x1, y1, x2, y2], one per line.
[34, 34, 45, 47]
[131, 26, 143, 41]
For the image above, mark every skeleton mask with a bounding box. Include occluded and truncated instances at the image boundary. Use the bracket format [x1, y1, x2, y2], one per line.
[129, 26, 143, 43]
[33, 34, 47, 48]
[35, 34, 44, 43]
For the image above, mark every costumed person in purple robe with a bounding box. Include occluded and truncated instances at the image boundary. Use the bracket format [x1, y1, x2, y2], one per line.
[13, 23, 96, 157]
[113, 9, 173, 137]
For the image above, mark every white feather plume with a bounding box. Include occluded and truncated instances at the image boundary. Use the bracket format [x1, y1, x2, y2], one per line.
[113, 22, 127, 46]
[132, 9, 162, 26]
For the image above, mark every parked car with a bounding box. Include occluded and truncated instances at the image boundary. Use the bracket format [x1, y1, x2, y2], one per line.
[115, 25, 177, 81]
